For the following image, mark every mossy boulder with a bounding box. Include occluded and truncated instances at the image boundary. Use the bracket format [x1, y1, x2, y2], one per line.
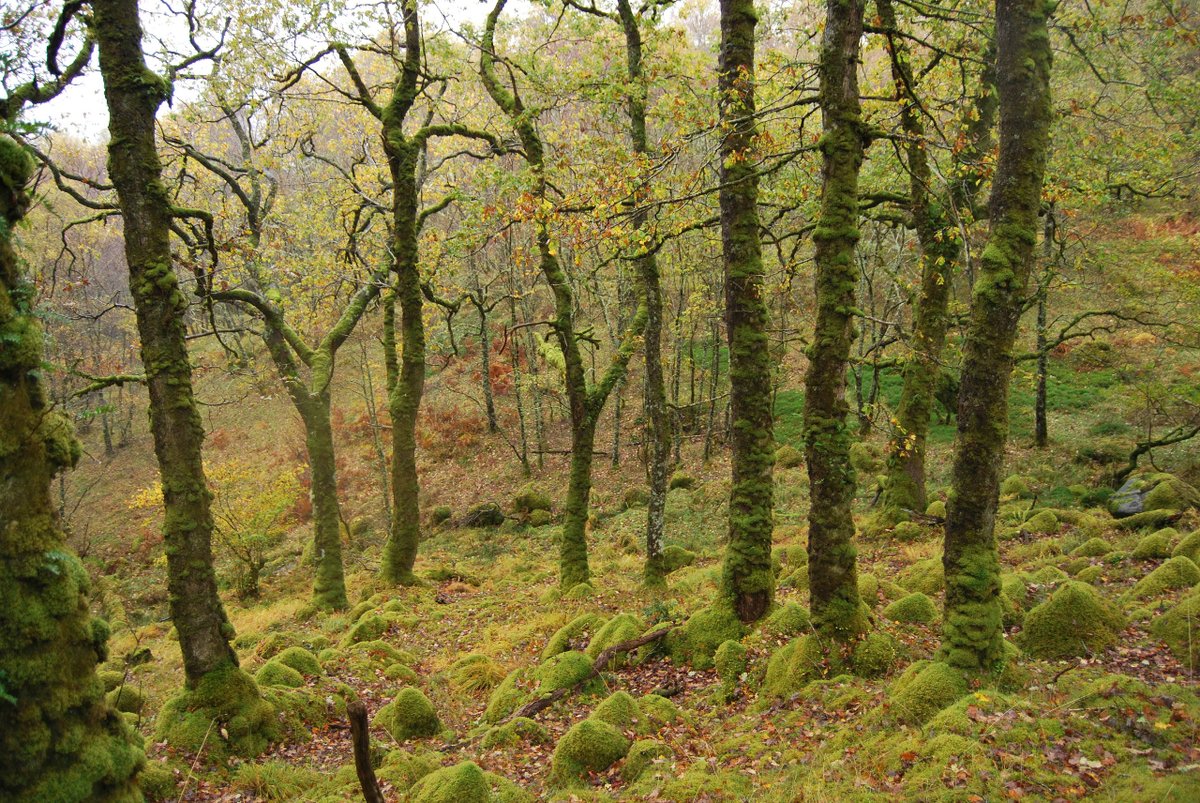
[884, 592, 938, 624]
[1023, 509, 1059, 535]
[892, 520, 924, 543]
[106, 685, 145, 715]
[591, 691, 642, 730]
[156, 665, 277, 759]
[534, 650, 595, 695]
[548, 718, 631, 789]
[621, 739, 672, 783]
[1000, 474, 1034, 499]
[638, 694, 681, 727]
[1128, 556, 1200, 600]
[1143, 474, 1200, 512]
[668, 605, 746, 670]
[656, 763, 752, 800]
[668, 471, 694, 490]
[851, 632, 902, 678]
[255, 631, 299, 659]
[1075, 565, 1104, 585]
[463, 502, 506, 528]
[1151, 591, 1200, 671]
[848, 442, 880, 474]
[430, 505, 453, 525]
[528, 509, 552, 527]
[586, 613, 644, 668]
[562, 582, 595, 600]
[255, 660, 305, 689]
[661, 544, 697, 574]
[484, 668, 533, 724]
[1019, 581, 1125, 659]
[373, 688, 441, 741]
[512, 484, 552, 517]
[274, 646, 322, 678]
[714, 640, 747, 699]
[1132, 528, 1177, 560]
[98, 670, 125, 693]
[623, 487, 650, 509]
[1114, 509, 1180, 531]
[775, 444, 803, 468]
[383, 663, 419, 684]
[1070, 537, 1113, 558]
[889, 661, 969, 725]
[925, 499, 947, 518]
[1172, 530, 1200, 564]
[342, 614, 388, 646]
[898, 557, 944, 595]
[346, 640, 414, 673]
[543, 612, 607, 659]
[481, 717, 551, 749]
[763, 602, 811, 637]
[410, 761, 490, 803]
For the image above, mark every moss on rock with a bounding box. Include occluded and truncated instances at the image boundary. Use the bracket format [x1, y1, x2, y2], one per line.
[668, 605, 746, 670]
[484, 668, 533, 724]
[481, 717, 551, 749]
[763, 602, 811, 637]
[1071, 537, 1113, 558]
[1172, 530, 1200, 564]
[373, 687, 441, 741]
[661, 544, 697, 574]
[106, 685, 145, 715]
[275, 646, 322, 678]
[892, 520, 924, 543]
[714, 640, 748, 699]
[1000, 474, 1033, 499]
[1132, 528, 1176, 560]
[925, 499, 947, 518]
[156, 664, 277, 760]
[889, 661, 968, 725]
[534, 650, 595, 695]
[668, 471, 695, 490]
[884, 592, 938, 624]
[1018, 581, 1125, 659]
[512, 483, 552, 515]
[591, 690, 642, 730]
[1023, 509, 1058, 534]
[585, 612, 644, 668]
[548, 718, 631, 789]
[621, 739, 672, 783]
[1151, 591, 1200, 671]
[341, 614, 388, 646]
[410, 760, 491, 803]
[638, 694, 681, 727]
[898, 557, 944, 595]
[543, 612, 607, 659]
[851, 632, 902, 678]
[775, 444, 804, 468]
[1128, 556, 1200, 600]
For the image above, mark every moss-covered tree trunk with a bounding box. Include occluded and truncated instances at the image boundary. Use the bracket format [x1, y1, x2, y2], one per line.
[95, 0, 240, 684]
[716, 0, 775, 623]
[940, 0, 1053, 674]
[804, 0, 869, 640]
[0, 134, 143, 802]
[878, 0, 997, 519]
[482, 0, 646, 590]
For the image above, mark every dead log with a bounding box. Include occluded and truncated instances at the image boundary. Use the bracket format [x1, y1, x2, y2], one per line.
[348, 699, 385, 803]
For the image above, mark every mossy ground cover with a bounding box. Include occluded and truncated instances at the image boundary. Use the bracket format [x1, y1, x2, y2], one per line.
[56, 287, 1200, 800]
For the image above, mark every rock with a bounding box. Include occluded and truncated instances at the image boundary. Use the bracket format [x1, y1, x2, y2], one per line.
[668, 471, 695, 490]
[661, 544, 696, 574]
[623, 487, 649, 509]
[512, 483, 552, 515]
[1131, 528, 1177, 560]
[373, 687, 441, 741]
[1019, 581, 1125, 658]
[890, 661, 968, 725]
[462, 502, 506, 527]
[775, 444, 803, 469]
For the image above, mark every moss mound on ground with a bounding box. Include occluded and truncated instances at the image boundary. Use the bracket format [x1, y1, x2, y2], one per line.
[668, 604, 746, 670]
[891, 520, 924, 543]
[591, 690, 642, 730]
[1132, 528, 1176, 560]
[106, 685, 145, 715]
[483, 668, 533, 724]
[512, 483, 552, 515]
[1071, 537, 1113, 557]
[1019, 581, 1125, 659]
[1172, 530, 1200, 563]
[373, 687, 441, 741]
[668, 471, 695, 490]
[889, 661, 969, 725]
[1024, 509, 1059, 534]
[410, 760, 490, 803]
[661, 544, 697, 574]
[884, 592, 938, 624]
[639, 693, 681, 726]
[548, 718, 631, 789]
[763, 602, 811, 637]
[274, 646, 322, 678]
[1128, 556, 1200, 600]
[156, 664, 277, 760]
[1001, 474, 1034, 499]
[714, 640, 747, 699]
[1143, 474, 1200, 512]
[341, 613, 387, 646]
[852, 632, 902, 678]
[255, 660, 305, 689]
[543, 612, 606, 659]
[481, 717, 551, 749]
[534, 650, 595, 694]
[775, 444, 804, 468]
[1115, 509, 1180, 531]
[898, 557, 944, 595]
[1151, 591, 1200, 671]
[585, 612, 644, 668]
[926, 499, 947, 518]
[621, 739, 672, 783]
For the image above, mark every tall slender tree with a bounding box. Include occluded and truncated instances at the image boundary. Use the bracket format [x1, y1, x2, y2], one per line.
[804, 0, 869, 640]
[940, 0, 1053, 674]
[1, 7, 143, 796]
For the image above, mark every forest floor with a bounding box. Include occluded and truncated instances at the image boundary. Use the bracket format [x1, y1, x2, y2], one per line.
[68, 216, 1200, 800]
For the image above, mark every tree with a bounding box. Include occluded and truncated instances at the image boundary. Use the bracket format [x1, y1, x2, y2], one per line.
[0, 5, 143, 796]
[94, 0, 273, 752]
[481, 0, 647, 590]
[803, 0, 869, 640]
[940, 0, 1053, 674]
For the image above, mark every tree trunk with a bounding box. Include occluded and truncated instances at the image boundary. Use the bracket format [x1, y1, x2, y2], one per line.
[0, 134, 143, 801]
[717, 0, 775, 624]
[95, 0, 239, 684]
[561, 419, 598, 588]
[878, 0, 997, 521]
[479, 301, 498, 433]
[804, 0, 869, 641]
[301, 396, 349, 608]
[940, 0, 1053, 674]
[1034, 206, 1055, 448]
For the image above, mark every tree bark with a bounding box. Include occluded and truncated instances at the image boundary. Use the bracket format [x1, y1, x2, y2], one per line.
[95, 0, 239, 684]
[0, 133, 143, 801]
[718, 0, 775, 624]
[804, 0, 869, 640]
[940, 0, 1053, 674]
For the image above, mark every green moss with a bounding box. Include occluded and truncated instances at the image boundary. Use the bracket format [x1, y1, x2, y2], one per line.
[376, 748, 438, 791]
[1075, 565, 1104, 584]
[1018, 581, 1125, 659]
[925, 499, 947, 518]
[535, 650, 595, 695]
[483, 668, 533, 724]
[848, 442, 879, 474]
[1172, 530, 1200, 563]
[668, 605, 746, 670]
[1061, 557, 1091, 576]
[892, 520, 924, 542]
[1000, 474, 1033, 499]
[449, 654, 507, 693]
[345, 639, 414, 673]
[1024, 509, 1058, 534]
[410, 760, 491, 803]
[898, 556, 944, 595]
[1025, 565, 1069, 586]
[106, 685, 145, 715]
[543, 613, 607, 659]
[763, 602, 811, 637]
[481, 716, 551, 749]
[1071, 537, 1113, 557]
[1132, 528, 1177, 560]
[562, 582, 595, 600]
[274, 646, 322, 678]
[714, 640, 748, 699]
[528, 509, 552, 527]
[884, 592, 938, 624]
[341, 614, 388, 646]
[655, 762, 752, 801]
[98, 670, 126, 693]
[1128, 556, 1200, 600]
[373, 688, 440, 741]
[775, 444, 804, 468]
[1143, 474, 1200, 512]
[668, 471, 695, 490]
[623, 487, 650, 509]
[1151, 591, 1200, 671]
[638, 694, 681, 727]
[661, 544, 697, 574]
[430, 505, 453, 525]
[851, 631, 902, 678]
[233, 759, 323, 799]
[591, 691, 642, 730]
[621, 739, 671, 783]
[586, 613, 644, 668]
[889, 660, 969, 725]
[155, 664, 277, 760]
[138, 762, 179, 799]
[1115, 509, 1180, 531]
[548, 718, 631, 789]
[384, 663, 419, 684]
